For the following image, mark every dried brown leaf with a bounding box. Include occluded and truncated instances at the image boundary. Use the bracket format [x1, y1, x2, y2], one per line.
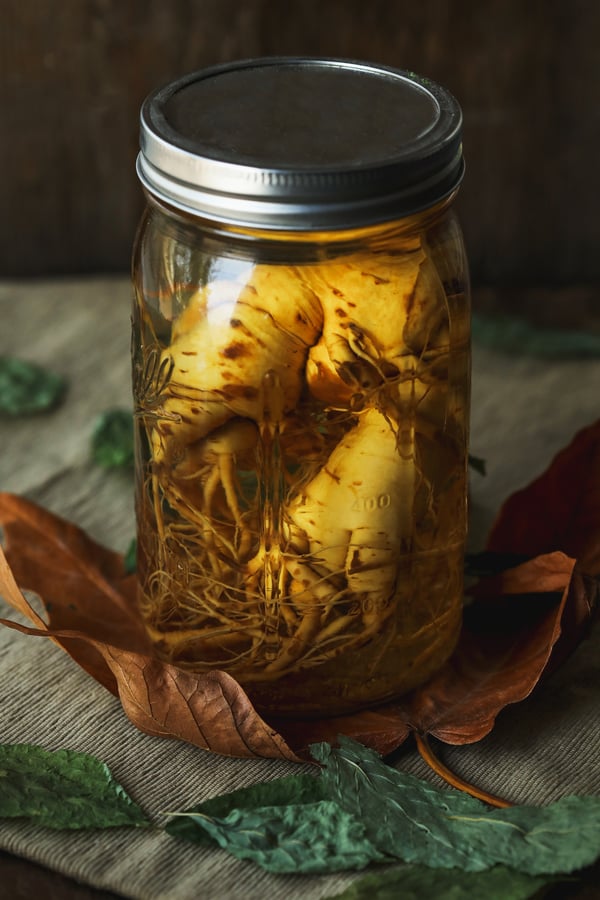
[95, 647, 298, 758]
[0, 487, 596, 763]
[272, 708, 411, 761]
[392, 553, 580, 745]
[0, 494, 298, 761]
[0, 493, 142, 640]
[0, 491, 147, 692]
[276, 554, 592, 756]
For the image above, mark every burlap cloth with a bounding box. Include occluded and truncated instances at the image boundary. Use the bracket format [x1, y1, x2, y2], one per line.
[1, 279, 598, 899]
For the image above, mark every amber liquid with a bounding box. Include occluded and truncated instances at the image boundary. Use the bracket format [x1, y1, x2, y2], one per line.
[133, 220, 470, 717]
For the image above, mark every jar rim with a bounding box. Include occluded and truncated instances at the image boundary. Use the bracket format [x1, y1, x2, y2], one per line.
[137, 57, 464, 231]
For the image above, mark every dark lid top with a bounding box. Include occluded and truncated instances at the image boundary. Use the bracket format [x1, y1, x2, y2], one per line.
[137, 57, 464, 230]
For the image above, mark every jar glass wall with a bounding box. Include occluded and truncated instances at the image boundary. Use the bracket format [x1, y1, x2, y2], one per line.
[132, 195, 470, 716]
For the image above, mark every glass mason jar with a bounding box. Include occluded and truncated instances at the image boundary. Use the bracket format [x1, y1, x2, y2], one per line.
[132, 59, 470, 717]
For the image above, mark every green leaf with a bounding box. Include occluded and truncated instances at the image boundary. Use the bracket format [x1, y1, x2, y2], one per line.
[124, 537, 137, 574]
[313, 737, 600, 876]
[166, 772, 327, 849]
[91, 409, 134, 469]
[0, 356, 66, 416]
[0, 743, 149, 829]
[168, 800, 387, 873]
[325, 863, 551, 900]
[167, 739, 600, 877]
[472, 313, 600, 358]
[166, 772, 388, 872]
[468, 454, 487, 476]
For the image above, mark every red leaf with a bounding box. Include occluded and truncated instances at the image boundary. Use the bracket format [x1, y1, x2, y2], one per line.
[487, 419, 600, 574]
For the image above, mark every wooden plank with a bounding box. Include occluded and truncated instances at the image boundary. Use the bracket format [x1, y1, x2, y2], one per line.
[2, 1, 600, 285]
[259, 0, 600, 285]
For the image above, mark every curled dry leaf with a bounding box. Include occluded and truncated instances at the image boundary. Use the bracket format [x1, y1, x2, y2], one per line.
[96, 648, 298, 759]
[276, 552, 589, 758]
[271, 707, 412, 761]
[0, 491, 147, 693]
[0, 477, 596, 763]
[0, 492, 298, 762]
[392, 553, 580, 745]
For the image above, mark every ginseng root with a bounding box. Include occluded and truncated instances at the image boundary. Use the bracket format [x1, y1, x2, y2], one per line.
[137, 249, 465, 681]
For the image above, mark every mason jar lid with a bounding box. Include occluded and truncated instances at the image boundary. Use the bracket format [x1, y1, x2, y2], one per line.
[137, 57, 464, 231]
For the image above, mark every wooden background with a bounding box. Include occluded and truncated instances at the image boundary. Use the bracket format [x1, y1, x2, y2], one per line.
[2, 0, 599, 299]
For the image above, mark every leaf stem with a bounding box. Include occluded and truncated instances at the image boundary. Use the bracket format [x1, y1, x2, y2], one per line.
[415, 734, 512, 808]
